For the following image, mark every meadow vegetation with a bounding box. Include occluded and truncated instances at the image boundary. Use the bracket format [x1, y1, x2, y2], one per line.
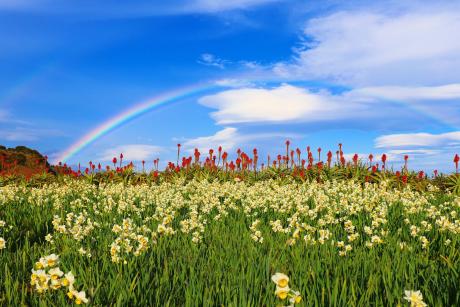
[1, 143, 459, 306]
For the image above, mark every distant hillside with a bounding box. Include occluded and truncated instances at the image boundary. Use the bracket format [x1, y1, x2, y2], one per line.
[0, 145, 51, 178]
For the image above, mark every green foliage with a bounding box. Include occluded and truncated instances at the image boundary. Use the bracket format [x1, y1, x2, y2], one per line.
[0, 177, 459, 306]
[446, 174, 460, 195]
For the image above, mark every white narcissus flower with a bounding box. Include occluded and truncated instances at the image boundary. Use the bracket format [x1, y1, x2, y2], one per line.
[271, 272, 289, 287]
[44, 254, 59, 267]
[289, 290, 302, 304]
[50, 277, 62, 290]
[0, 237, 5, 250]
[275, 285, 290, 300]
[61, 271, 75, 287]
[31, 269, 45, 285]
[74, 290, 89, 304]
[404, 290, 427, 307]
[48, 267, 64, 280]
[67, 288, 78, 300]
[35, 257, 48, 269]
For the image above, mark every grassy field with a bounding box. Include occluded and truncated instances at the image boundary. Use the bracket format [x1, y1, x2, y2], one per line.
[1, 171, 460, 306]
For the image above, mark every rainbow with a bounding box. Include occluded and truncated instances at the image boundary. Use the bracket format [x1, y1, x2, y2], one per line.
[55, 80, 460, 164]
[56, 82, 220, 163]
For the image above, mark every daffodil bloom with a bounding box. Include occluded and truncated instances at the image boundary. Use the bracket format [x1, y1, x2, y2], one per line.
[67, 288, 78, 299]
[275, 285, 290, 300]
[35, 282, 49, 293]
[32, 270, 50, 293]
[0, 237, 5, 250]
[30, 269, 45, 286]
[403, 290, 427, 307]
[289, 291, 302, 304]
[45, 254, 59, 267]
[271, 273, 289, 288]
[157, 224, 167, 234]
[292, 229, 301, 239]
[35, 258, 47, 270]
[50, 278, 62, 290]
[61, 271, 75, 287]
[74, 290, 89, 304]
[37, 271, 49, 284]
[48, 267, 64, 280]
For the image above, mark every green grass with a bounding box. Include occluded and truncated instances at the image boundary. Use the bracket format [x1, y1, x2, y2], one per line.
[0, 178, 459, 306]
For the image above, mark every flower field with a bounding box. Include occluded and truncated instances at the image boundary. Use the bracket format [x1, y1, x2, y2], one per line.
[1, 146, 460, 306]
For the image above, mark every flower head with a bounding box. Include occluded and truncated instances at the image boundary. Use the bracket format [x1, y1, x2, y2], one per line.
[61, 271, 75, 287]
[271, 272, 289, 288]
[74, 290, 89, 304]
[48, 267, 64, 280]
[289, 290, 302, 304]
[275, 285, 290, 300]
[404, 290, 427, 307]
[45, 254, 59, 267]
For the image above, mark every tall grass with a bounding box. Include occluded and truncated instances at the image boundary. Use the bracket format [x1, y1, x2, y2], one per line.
[0, 178, 459, 306]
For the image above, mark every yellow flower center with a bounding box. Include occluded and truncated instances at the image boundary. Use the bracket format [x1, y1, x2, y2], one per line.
[278, 279, 288, 288]
[295, 295, 302, 303]
[277, 291, 288, 300]
[67, 291, 74, 299]
[62, 279, 69, 286]
[76, 299, 82, 305]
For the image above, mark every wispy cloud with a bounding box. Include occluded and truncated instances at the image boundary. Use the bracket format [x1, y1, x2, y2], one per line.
[0, 110, 8, 122]
[183, 127, 240, 151]
[375, 131, 460, 148]
[183, 127, 301, 153]
[350, 84, 460, 101]
[214, 78, 255, 88]
[373, 131, 460, 172]
[0, 127, 64, 141]
[98, 144, 163, 162]
[0, 0, 34, 10]
[198, 53, 229, 69]
[182, 0, 280, 13]
[273, 5, 460, 86]
[0, 0, 279, 15]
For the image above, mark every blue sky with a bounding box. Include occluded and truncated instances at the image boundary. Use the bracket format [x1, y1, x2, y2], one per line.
[1, 0, 460, 172]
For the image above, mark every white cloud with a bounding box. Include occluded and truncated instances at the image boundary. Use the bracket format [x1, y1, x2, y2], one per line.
[0, 0, 35, 9]
[98, 144, 163, 162]
[0, 110, 9, 122]
[198, 53, 229, 69]
[0, 127, 63, 141]
[387, 149, 441, 156]
[275, 8, 460, 86]
[183, 127, 240, 152]
[0, 129, 37, 141]
[0, 0, 278, 15]
[373, 132, 460, 172]
[184, 0, 279, 13]
[375, 131, 460, 148]
[183, 127, 301, 153]
[214, 78, 255, 88]
[199, 84, 371, 124]
[350, 84, 460, 101]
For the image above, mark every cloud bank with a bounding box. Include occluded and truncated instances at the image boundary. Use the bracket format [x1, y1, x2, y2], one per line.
[274, 7, 460, 86]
